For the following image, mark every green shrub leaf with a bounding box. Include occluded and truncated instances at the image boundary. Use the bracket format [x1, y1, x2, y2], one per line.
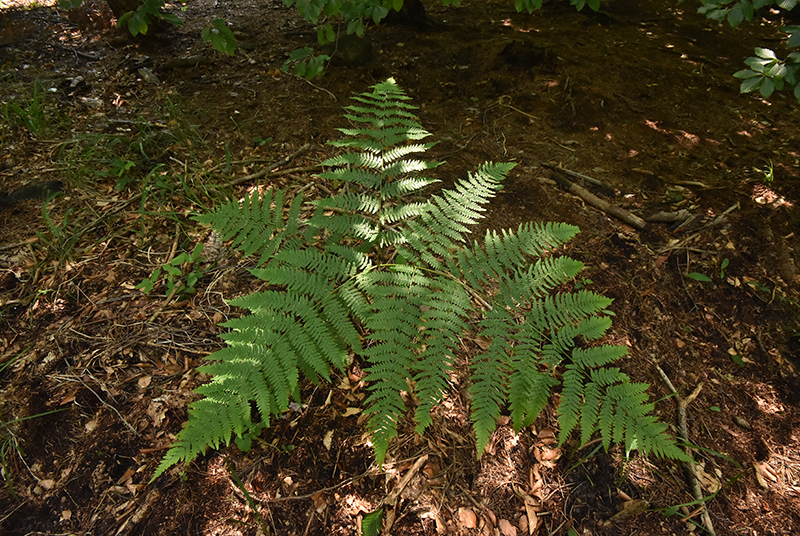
[686, 272, 712, 282]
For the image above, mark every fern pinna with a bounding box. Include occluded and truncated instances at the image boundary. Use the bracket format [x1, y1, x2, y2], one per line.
[153, 79, 687, 479]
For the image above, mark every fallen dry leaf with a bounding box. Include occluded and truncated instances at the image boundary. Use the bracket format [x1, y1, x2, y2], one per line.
[601, 499, 649, 526]
[539, 447, 561, 461]
[60, 388, 80, 405]
[519, 514, 528, 534]
[754, 461, 778, 489]
[423, 460, 440, 478]
[692, 463, 721, 493]
[475, 335, 492, 350]
[116, 468, 136, 485]
[524, 505, 539, 534]
[457, 507, 477, 528]
[498, 518, 517, 536]
[147, 401, 167, 428]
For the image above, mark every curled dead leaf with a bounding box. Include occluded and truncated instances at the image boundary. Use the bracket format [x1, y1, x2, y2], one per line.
[537, 428, 556, 441]
[601, 499, 649, 526]
[692, 463, 721, 493]
[423, 460, 440, 478]
[539, 447, 561, 461]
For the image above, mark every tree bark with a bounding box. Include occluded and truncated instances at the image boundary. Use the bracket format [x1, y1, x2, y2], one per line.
[105, 0, 140, 19]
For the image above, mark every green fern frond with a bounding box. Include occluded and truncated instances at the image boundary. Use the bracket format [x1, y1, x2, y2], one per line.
[447, 222, 578, 292]
[470, 305, 516, 455]
[155, 78, 686, 481]
[508, 362, 560, 431]
[153, 393, 249, 478]
[571, 345, 629, 369]
[321, 151, 386, 172]
[527, 291, 613, 334]
[509, 256, 585, 300]
[412, 278, 471, 434]
[558, 366, 586, 444]
[470, 346, 511, 455]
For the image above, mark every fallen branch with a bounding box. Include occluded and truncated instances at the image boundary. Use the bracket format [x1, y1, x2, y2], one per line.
[656, 365, 716, 536]
[547, 168, 647, 230]
[657, 202, 740, 253]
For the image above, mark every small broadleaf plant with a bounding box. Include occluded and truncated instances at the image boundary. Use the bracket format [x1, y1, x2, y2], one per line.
[152, 78, 689, 479]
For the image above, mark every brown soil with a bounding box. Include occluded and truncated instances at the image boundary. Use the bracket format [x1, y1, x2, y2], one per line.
[1, 0, 799, 535]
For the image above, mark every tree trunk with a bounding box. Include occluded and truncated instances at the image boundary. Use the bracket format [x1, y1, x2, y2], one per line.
[105, 0, 140, 19]
[385, 0, 429, 27]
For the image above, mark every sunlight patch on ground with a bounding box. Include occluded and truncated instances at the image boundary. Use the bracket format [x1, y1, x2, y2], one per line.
[0, 0, 57, 9]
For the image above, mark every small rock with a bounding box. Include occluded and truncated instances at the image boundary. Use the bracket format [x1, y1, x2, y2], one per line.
[458, 507, 477, 529]
[138, 67, 160, 84]
[79, 97, 103, 109]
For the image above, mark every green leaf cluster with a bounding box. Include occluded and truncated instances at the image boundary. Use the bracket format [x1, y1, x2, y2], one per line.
[136, 243, 205, 298]
[116, 0, 183, 37]
[202, 19, 236, 56]
[699, 0, 800, 101]
[280, 0, 603, 79]
[734, 46, 800, 100]
[152, 78, 688, 480]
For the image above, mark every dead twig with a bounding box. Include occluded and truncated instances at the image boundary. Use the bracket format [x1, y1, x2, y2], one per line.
[229, 143, 313, 186]
[382, 454, 429, 533]
[657, 202, 740, 254]
[147, 223, 182, 323]
[656, 365, 716, 536]
[541, 162, 624, 192]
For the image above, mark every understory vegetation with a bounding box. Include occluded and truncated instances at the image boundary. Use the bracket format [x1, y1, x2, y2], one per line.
[58, 0, 800, 100]
[2, 0, 799, 533]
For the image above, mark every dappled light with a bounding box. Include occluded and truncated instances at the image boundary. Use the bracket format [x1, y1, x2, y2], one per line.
[2, 0, 800, 534]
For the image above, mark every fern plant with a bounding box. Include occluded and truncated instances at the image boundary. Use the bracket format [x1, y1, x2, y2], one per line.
[152, 79, 688, 479]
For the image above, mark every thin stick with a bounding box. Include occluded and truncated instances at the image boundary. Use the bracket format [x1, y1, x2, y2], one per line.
[229, 143, 313, 186]
[541, 162, 615, 189]
[384, 455, 428, 506]
[656, 365, 716, 536]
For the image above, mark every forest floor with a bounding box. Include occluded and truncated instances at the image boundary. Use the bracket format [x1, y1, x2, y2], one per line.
[1, 0, 799, 534]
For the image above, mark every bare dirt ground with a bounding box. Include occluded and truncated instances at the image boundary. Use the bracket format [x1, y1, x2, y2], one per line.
[1, 0, 799, 534]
